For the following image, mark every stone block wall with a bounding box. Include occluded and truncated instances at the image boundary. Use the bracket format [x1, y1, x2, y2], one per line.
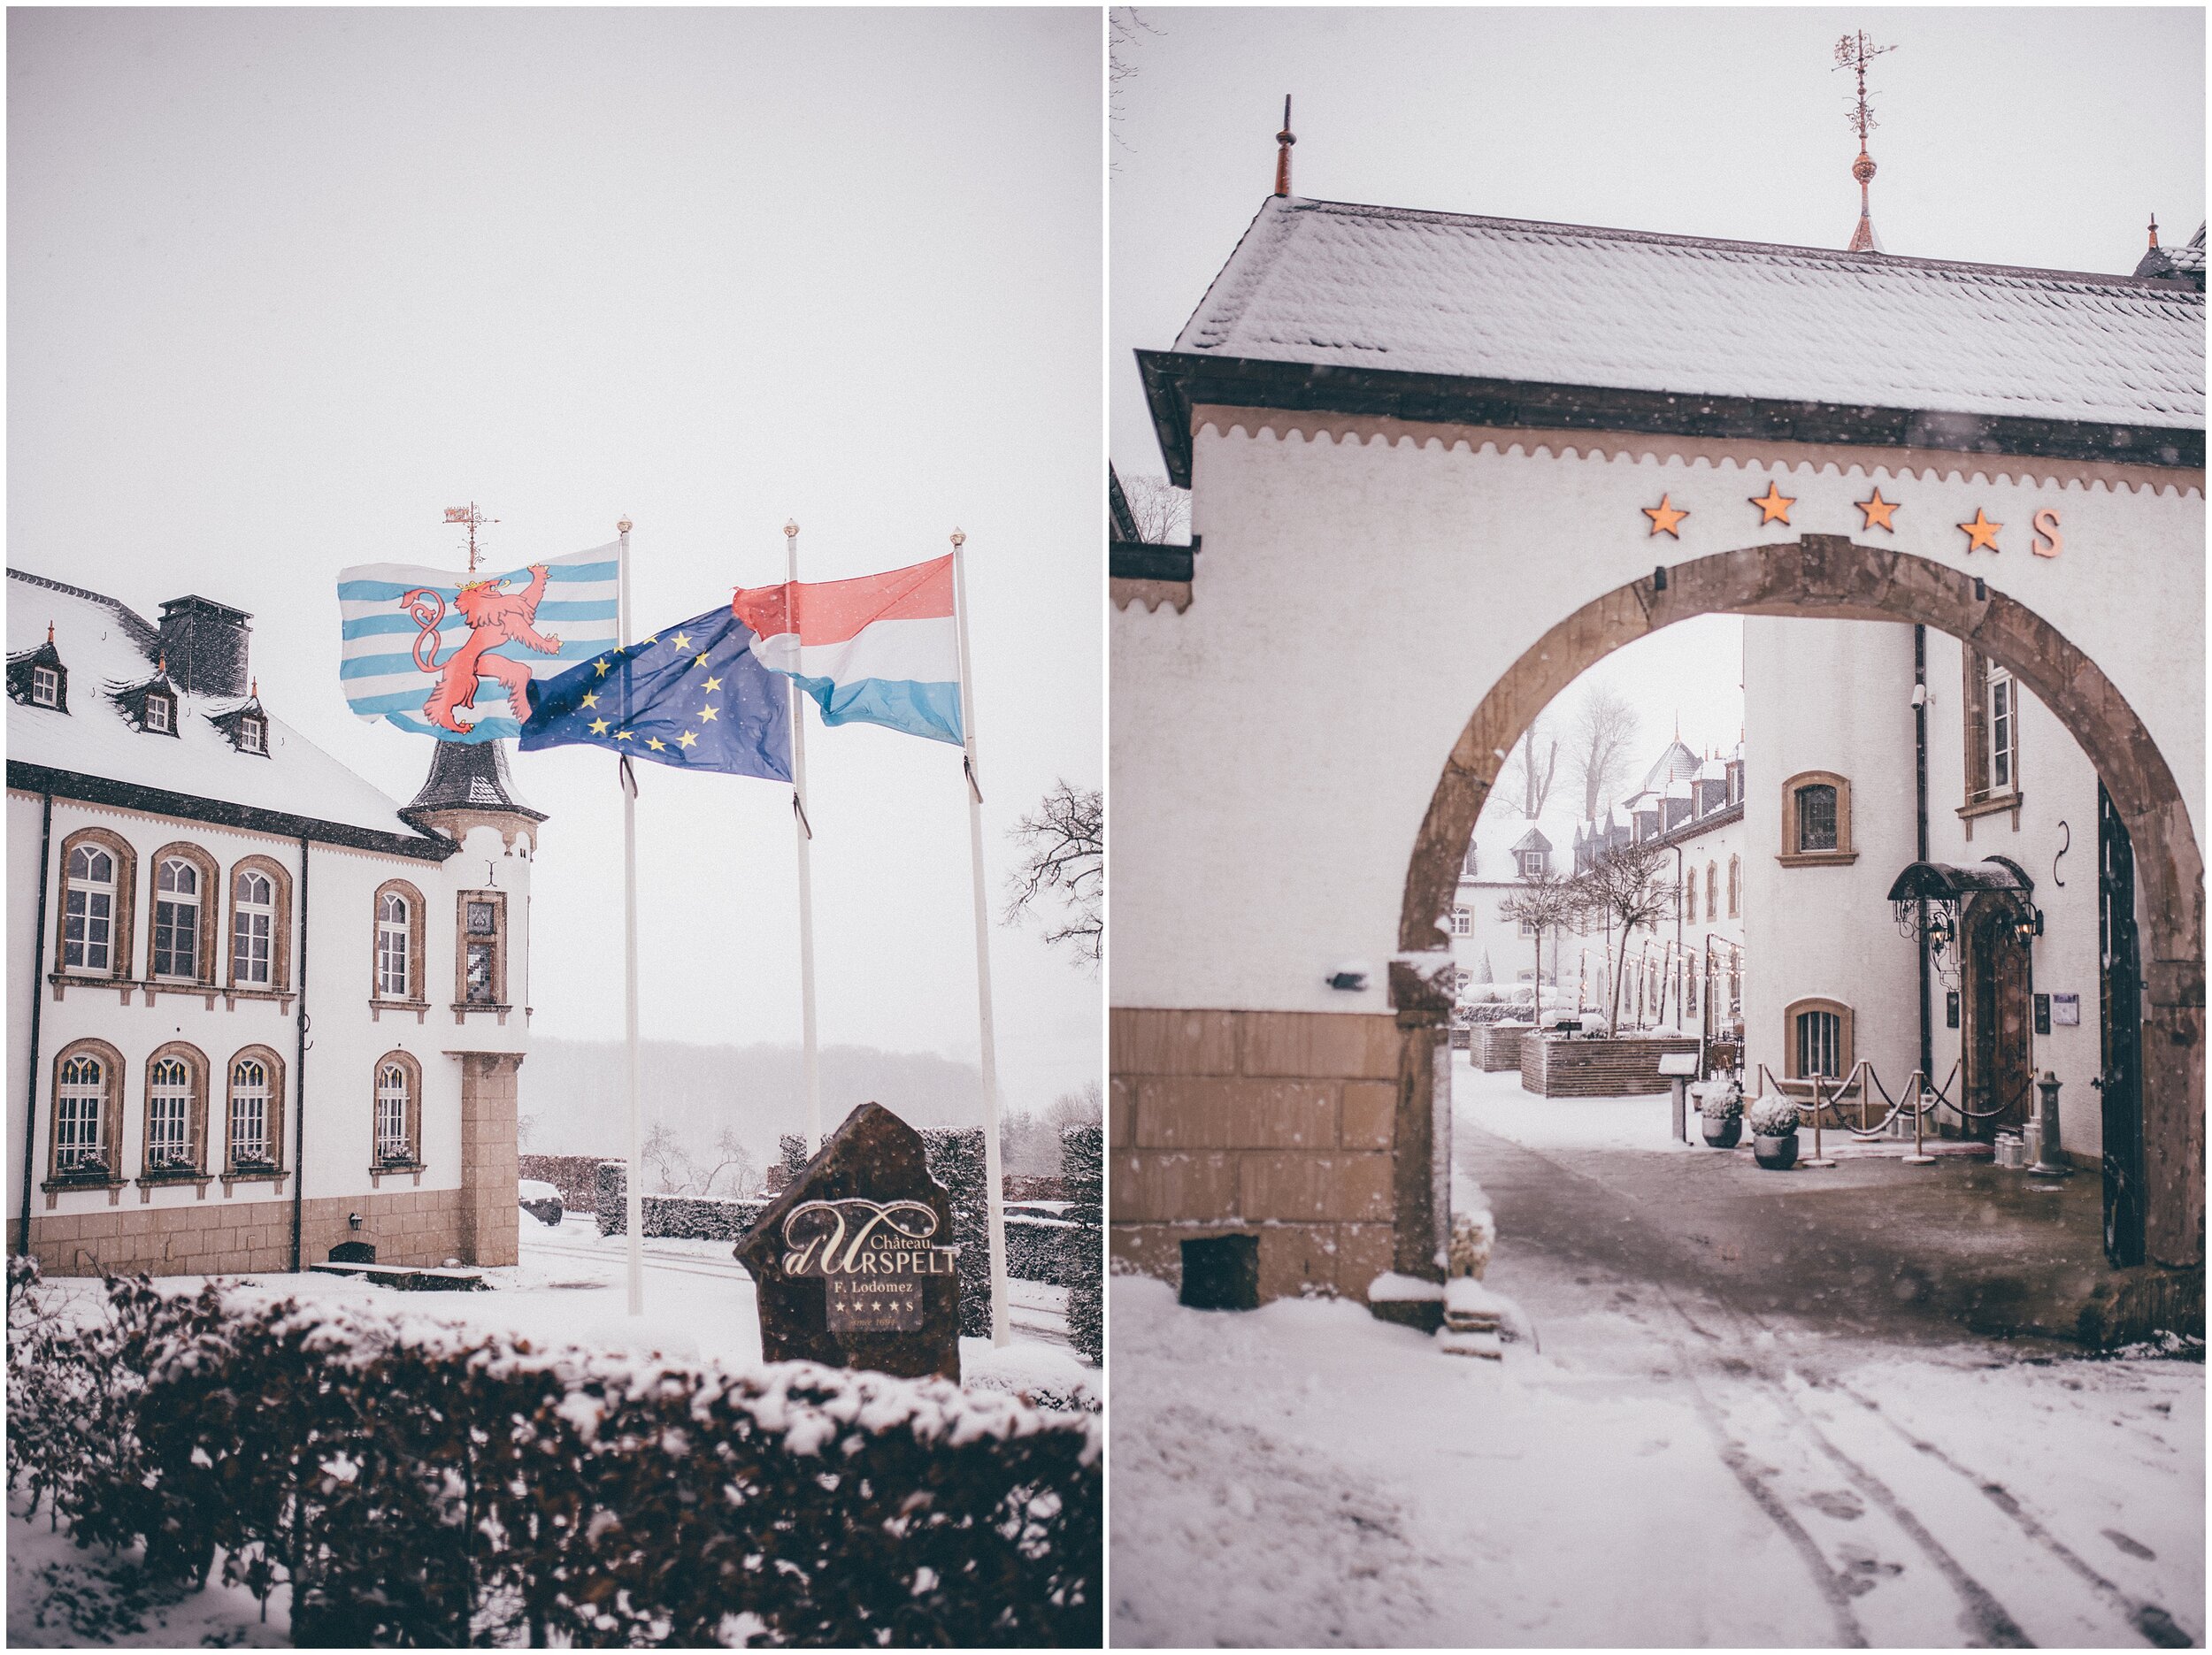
[1110, 1007, 1400, 1303]
[457, 1052, 521, 1268]
[23, 1186, 466, 1277]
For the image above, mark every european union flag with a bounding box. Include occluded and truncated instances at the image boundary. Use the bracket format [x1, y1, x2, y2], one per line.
[518, 604, 792, 780]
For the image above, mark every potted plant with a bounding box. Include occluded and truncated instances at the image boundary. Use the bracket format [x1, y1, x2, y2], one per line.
[1696, 1079, 1744, 1148]
[1749, 1097, 1801, 1170]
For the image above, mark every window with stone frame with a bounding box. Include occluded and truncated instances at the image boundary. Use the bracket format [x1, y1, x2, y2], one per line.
[373, 880, 426, 1003]
[1962, 646, 2023, 803]
[1705, 861, 1718, 922]
[458, 892, 506, 1008]
[62, 838, 124, 974]
[1450, 907, 1471, 937]
[373, 1054, 421, 1165]
[226, 1050, 285, 1170]
[151, 854, 205, 982]
[47, 1038, 124, 1182]
[227, 857, 291, 992]
[1779, 772, 1855, 864]
[1784, 998, 1855, 1083]
[143, 1045, 208, 1175]
[1727, 854, 1740, 917]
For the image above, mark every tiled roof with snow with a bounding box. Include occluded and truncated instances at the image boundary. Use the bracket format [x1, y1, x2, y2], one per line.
[1174, 196, 2205, 429]
[7, 569, 447, 854]
[2173, 224, 2207, 278]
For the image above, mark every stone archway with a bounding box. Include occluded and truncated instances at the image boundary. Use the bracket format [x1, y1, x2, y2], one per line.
[1402, 534, 2204, 1270]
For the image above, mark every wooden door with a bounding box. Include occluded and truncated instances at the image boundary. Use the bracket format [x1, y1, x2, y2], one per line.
[1967, 900, 2034, 1136]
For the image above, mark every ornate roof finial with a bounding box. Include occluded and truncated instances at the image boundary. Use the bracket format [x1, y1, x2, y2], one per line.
[156, 653, 166, 678]
[2148, 213, 2161, 249]
[1274, 95, 1295, 197]
[46, 621, 54, 644]
[1834, 30, 1896, 253]
[250, 677, 258, 700]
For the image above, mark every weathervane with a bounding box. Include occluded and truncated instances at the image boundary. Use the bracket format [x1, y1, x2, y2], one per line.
[443, 502, 499, 573]
[1274, 95, 1295, 197]
[1833, 30, 1896, 254]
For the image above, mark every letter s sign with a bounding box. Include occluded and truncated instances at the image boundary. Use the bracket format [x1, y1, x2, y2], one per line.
[2031, 509, 2062, 559]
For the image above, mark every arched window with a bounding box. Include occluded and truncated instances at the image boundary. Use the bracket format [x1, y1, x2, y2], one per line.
[1779, 772, 1855, 865]
[373, 881, 425, 1003]
[373, 1054, 422, 1166]
[1705, 861, 1718, 922]
[226, 1050, 286, 1172]
[143, 1046, 208, 1174]
[1728, 854, 1740, 917]
[55, 1054, 107, 1174]
[152, 857, 200, 978]
[1681, 869, 1696, 925]
[63, 842, 117, 973]
[1784, 998, 1855, 1082]
[233, 869, 273, 985]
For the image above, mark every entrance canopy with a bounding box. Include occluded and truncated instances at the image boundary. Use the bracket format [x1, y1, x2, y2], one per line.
[1886, 857, 2035, 903]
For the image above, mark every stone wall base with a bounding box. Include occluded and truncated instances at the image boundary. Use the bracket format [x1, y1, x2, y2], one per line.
[19, 1186, 470, 1279]
[1111, 1218, 1397, 1304]
[1111, 1005, 1409, 1306]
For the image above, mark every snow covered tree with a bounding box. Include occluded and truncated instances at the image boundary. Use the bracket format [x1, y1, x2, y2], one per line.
[1570, 685, 1640, 819]
[1497, 868, 1578, 1004]
[1004, 779, 1102, 969]
[1575, 839, 1680, 1029]
[1117, 471, 1190, 543]
[1502, 715, 1559, 819]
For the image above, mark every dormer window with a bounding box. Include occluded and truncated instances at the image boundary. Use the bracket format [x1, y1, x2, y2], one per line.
[1518, 849, 1545, 878]
[7, 634, 69, 711]
[238, 716, 265, 753]
[144, 692, 173, 733]
[31, 666, 58, 707]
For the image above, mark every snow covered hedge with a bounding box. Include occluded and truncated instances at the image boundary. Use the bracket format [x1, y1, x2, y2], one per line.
[593, 1161, 767, 1242]
[5, 1260, 1101, 1647]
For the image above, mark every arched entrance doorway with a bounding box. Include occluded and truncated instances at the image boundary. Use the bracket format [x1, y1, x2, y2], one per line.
[1403, 534, 2203, 1271]
[1961, 887, 2038, 1138]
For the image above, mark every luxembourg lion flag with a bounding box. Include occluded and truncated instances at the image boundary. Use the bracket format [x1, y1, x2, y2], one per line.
[730, 553, 963, 746]
[336, 543, 622, 743]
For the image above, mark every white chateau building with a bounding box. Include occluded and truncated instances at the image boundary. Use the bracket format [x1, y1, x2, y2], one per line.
[6, 568, 541, 1276]
[1454, 735, 1746, 1032]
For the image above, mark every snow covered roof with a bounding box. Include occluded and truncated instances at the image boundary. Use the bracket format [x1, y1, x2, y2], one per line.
[1165, 195, 2204, 434]
[7, 569, 451, 860]
[1638, 739, 1702, 795]
[2175, 226, 2208, 278]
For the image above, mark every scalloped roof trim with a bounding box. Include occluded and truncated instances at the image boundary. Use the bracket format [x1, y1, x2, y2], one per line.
[1190, 408, 2205, 498]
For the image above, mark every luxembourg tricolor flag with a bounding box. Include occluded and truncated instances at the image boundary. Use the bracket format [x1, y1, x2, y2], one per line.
[730, 554, 964, 747]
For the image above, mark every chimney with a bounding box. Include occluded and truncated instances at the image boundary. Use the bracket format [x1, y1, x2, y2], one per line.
[157, 594, 252, 696]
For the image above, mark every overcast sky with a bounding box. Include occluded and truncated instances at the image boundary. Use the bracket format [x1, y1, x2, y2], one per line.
[10, 9, 1103, 1120]
[1110, 5, 2204, 774]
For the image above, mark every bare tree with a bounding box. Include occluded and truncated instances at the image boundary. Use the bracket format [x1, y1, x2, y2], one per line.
[1118, 472, 1190, 545]
[641, 1121, 762, 1199]
[1575, 839, 1679, 1029]
[1004, 779, 1103, 969]
[1501, 714, 1560, 819]
[1110, 10, 1163, 168]
[1570, 686, 1641, 819]
[1496, 867, 1579, 1003]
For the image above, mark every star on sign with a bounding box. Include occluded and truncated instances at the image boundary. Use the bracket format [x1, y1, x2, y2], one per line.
[588, 716, 611, 735]
[698, 704, 719, 723]
[1958, 510, 2003, 553]
[1856, 488, 1899, 533]
[671, 632, 691, 652]
[1748, 481, 1794, 525]
[678, 730, 698, 748]
[1643, 494, 1689, 538]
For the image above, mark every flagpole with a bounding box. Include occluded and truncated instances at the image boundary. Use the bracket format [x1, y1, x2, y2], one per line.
[785, 521, 823, 1153]
[950, 528, 1010, 1349]
[618, 517, 644, 1318]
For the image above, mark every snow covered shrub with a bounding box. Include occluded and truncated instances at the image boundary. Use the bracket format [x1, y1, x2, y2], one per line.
[923, 1128, 994, 1338]
[1697, 1080, 1744, 1122]
[1748, 1097, 1801, 1138]
[9, 1276, 1102, 1648]
[593, 1160, 764, 1240]
[1061, 1122, 1103, 1368]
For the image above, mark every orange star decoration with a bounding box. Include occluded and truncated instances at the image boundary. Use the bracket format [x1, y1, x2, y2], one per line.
[1958, 509, 2003, 553]
[1643, 494, 1689, 538]
[1748, 481, 1794, 525]
[1855, 487, 1899, 533]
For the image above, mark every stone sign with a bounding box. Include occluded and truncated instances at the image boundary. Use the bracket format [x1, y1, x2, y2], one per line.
[733, 1102, 962, 1381]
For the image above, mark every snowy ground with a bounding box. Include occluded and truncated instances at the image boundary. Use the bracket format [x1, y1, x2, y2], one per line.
[11, 1211, 1093, 1648]
[1111, 1061, 2204, 1648]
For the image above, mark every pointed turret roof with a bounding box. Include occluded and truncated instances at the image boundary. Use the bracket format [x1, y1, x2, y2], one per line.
[403, 739, 544, 827]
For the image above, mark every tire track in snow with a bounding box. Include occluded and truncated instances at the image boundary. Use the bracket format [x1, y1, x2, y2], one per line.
[1826, 1378, 2194, 1649]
